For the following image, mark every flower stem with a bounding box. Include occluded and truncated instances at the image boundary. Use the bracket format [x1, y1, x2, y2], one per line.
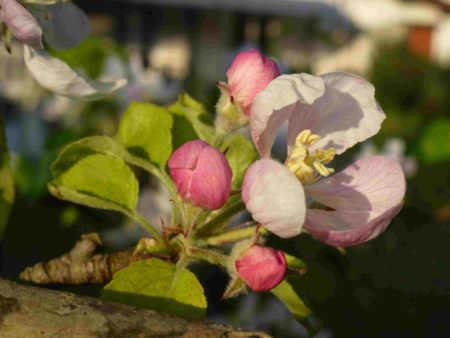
[203, 226, 265, 246]
[186, 247, 228, 267]
[195, 200, 246, 237]
[131, 211, 164, 243]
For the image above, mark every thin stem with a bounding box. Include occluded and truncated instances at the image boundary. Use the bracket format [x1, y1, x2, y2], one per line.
[131, 212, 164, 243]
[203, 226, 265, 246]
[195, 200, 246, 237]
[186, 247, 228, 268]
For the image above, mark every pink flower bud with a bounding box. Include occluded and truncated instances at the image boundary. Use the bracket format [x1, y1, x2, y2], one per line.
[226, 49, 280, 116]
[168, 140, 232, 210]
[235, 245, 287, 292]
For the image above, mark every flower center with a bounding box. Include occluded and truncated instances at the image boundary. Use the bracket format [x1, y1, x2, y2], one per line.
[285, 130, 336, 184]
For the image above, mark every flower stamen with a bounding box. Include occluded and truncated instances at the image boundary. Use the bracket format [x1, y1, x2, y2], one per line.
[286, 130, 336, 184]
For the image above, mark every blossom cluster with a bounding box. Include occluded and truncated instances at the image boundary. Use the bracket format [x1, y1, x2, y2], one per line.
[168, 49, 406, 292]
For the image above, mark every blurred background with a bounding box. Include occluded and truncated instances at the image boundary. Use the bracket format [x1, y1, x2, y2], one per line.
[0, 0, 449, 337]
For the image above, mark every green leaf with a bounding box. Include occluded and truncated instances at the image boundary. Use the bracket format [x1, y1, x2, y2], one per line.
[52, 135, 175, 196]
[102, 259, 207, 320]
[51, 135, 127, 177]
[50, 153, 138, 214]
[272, 275, 320, 334]
[168, 93, 216, 145]
[0, 118, 14, 238]
[418, 119, 450, 165]
[170, 113, 199, 150]
[118, 102, 173, 168]
[220, 135, 257, 189]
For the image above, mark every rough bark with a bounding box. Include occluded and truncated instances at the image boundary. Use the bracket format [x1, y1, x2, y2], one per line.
[0, 279, 271, 338]
[19, 233, 156, 285]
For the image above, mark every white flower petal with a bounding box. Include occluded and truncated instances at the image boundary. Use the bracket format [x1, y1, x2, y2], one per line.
[288, 72, 386, 155]
[304, 156, 406, 247]
[0, 0, 43, 49]
[33, 3, 90, 50]
[242, 159, 306, 238]
[250, 73, 325, 158]
[23, 45, 127, 100]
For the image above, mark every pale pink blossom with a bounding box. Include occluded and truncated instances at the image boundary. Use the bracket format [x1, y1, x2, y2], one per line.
[0, 0, 43, 49]
[242, 72, 406, 246]
[223, 49, 280, 117]
[0, 0, 126, 100]
[168, 140, 232, 210]
[235, 245, 286, 292]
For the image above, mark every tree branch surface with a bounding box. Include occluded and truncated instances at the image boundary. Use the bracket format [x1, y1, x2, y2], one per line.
[19, 233, 150, 285]
[0, 279, 271, 338]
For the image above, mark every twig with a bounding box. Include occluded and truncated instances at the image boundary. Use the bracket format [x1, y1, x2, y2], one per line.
[19, 233, 154, 285]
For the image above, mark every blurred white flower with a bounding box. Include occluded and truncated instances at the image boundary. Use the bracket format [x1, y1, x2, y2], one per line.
[0, 0, 127, 100]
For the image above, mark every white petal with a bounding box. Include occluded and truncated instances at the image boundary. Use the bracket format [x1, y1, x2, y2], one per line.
[242, 159, 306, 238]
[33, 3, 90, 50]
[287, 72, 385, 155]
[304, 156, 406, 246]
[250, 73, 325, 158]
[23, 45, 127, 100]
[0, 0, 43, 49]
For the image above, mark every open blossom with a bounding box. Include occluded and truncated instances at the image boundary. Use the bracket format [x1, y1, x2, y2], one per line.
[242, 72, 406, 246]
[168, 140, 232, 210]
[235, 245, 286, 292]
[216, 49, 279, 132]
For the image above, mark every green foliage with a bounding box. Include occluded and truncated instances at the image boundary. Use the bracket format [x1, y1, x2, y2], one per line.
[49, 136, 165, 238]
[168, 93, 216, 145]
[51, 136, 126, 177]
[49, 153, 139, 214]
[118, 102, 173, 168]
[103, 259, 207, 320]
[51, 135, 175, 195]
[220, 135, 257, 190]
[0, 118, 14, 238]
[272, 276, 313, 321]
[371, 43, 450, 117]
[417, 119, 450, 165]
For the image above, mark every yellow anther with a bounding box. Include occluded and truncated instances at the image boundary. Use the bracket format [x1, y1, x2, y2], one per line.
[286, 129, 336, 184]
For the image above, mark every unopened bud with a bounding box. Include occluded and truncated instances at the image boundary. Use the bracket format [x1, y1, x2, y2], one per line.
[235, 245, 286, 292]
[168, 140, 232, 210]
[216, 49, 279, 133]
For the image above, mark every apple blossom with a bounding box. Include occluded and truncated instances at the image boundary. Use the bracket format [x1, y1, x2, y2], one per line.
[216, 49, 279, 132]
[242, 72, 406, 246]
[0, 0, 43, 49]
[168, 140, 232, 210]
[235, 245, 287, 292]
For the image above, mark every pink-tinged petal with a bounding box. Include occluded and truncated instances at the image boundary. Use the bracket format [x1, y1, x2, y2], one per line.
[23, 46, 127, 100]
[242, 159, 306, 238]
[304, 156, 406, 247]
[168, 140, 232, 210]
[250, 73, 325, 158]
[235, 245, 287, 292]
[227, 48, 280, 116]
[287, 72, 385, 155]
[0, 0, 43, 49]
